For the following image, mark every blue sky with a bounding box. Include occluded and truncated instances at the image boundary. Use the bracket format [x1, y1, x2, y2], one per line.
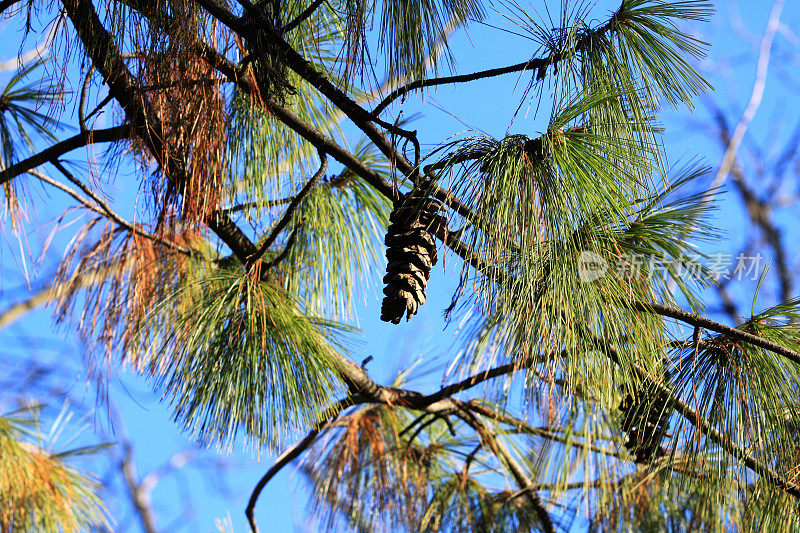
[1, 1, 799, 531]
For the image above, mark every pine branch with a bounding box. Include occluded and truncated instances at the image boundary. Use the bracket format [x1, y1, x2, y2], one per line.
[281, 0, 325, 34]
[19, 1, 791, 529]
[246, 397, 360, 533]
[425, 333, 800, 502]
[370, 8, 622, 117]
[0, 125, 130, 187]
[250, 151, 326, 265]
[632, 300, 800, 366]
[32, 165, 193, 255]
[62, 0, 254, 269]
[195, 0, 476, 220]
[195, 42, 396, 199]
[599, 338, 800, 500]
[128, 0, 479, 234]
[64, 1, 800, 519]
[460, 409, 555, 533]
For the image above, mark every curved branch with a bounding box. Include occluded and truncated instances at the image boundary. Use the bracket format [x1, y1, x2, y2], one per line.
[121, 443, 159, 533]
[373, 60, 537, 117]
[78, 66, 97, 132]
[245, 397, 359, 533]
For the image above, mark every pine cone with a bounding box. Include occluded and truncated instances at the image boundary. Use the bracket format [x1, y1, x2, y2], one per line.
[619, 383, 671, 464]
[380, 191, 444, 324]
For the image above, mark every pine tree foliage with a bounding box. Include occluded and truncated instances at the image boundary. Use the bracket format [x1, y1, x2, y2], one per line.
[0, 406, 107, 532]
[0, 58, 62, 224]
[2, 0, 800, 530]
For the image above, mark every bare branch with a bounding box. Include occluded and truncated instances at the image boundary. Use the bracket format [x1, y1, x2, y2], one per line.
[0, 125, 131, 187]
[281, 0, 324, 33]
[250, 151, 326, 265]
[246, 397, 359, 533]
[30, 166, 193, 255]
[263, 222, 302, 270]
[705, 0, 785, 199]
[708, 105, 793, 302]
[631, 300, 800, 366]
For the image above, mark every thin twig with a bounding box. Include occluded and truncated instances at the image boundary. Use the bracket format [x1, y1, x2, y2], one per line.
[398, 412, 431, 438]
[405, 415, 441, 447]
[121, 443, 159, 533]
[84, 93, 114, 122]
[460, 442, 483, 486]
[251, 150, 326, 265]
[371, 13, 621, 117]
[281, 0, 324, 33]
[37, 164, 193, 255]
[709, 105, 793, 302]
[429, 364, 518, 403]
[245, 397, 358, 533]
[704, 0, 785, 202]
[460, 409, 556, 533]
[263, 222, 302, 269]
[221, 196, 294, 215]
[0, 0, 22, 16]
[78, 66, 97, 132]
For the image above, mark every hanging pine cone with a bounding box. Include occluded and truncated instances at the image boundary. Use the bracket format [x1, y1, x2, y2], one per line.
[380, 190, 445, 324]
[619, 381, 672, 464]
